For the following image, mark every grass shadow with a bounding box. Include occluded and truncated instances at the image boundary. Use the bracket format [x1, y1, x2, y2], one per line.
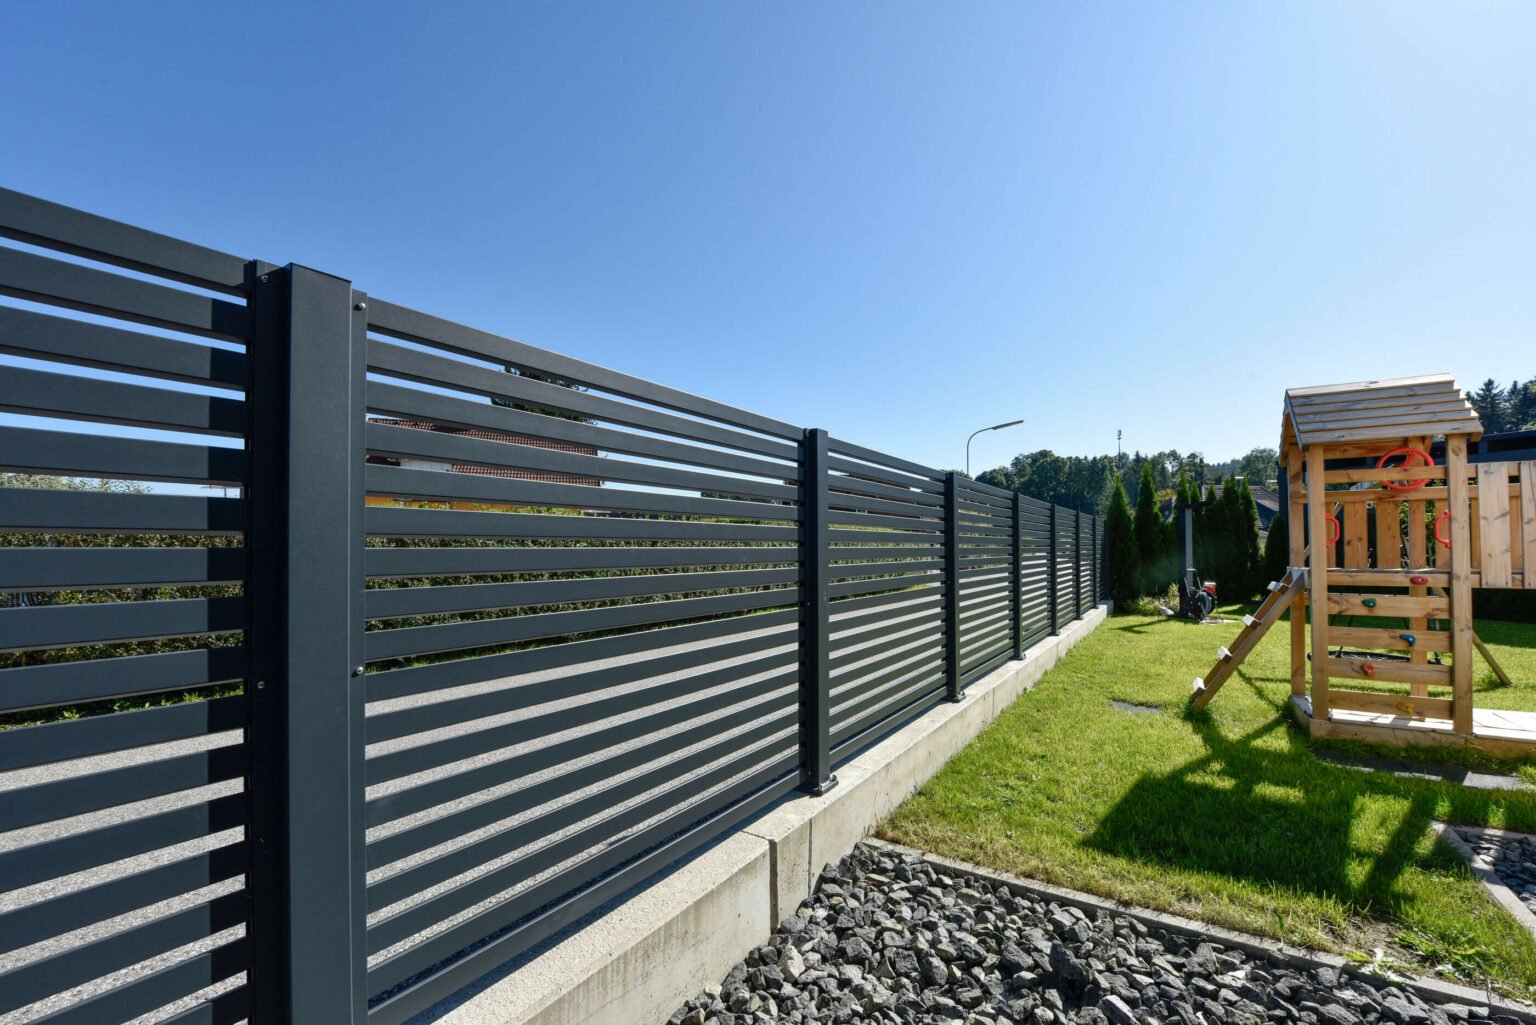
[1087, 679, 1512, 923]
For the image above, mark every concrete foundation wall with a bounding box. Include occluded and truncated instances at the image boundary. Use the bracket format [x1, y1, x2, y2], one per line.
[416, 604, 1109, 1025]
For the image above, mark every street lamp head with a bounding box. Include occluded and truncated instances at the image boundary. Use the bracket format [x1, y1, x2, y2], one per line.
[966, 418, 1025, 476]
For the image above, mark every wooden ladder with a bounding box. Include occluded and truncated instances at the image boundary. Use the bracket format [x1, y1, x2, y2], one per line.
[1189, 567, 1307, 711]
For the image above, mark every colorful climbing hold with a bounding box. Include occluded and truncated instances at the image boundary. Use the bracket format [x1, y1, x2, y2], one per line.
[1362, 597, 1377, 609]
[1409, 575, 1428, 585]
[1361, 662, 1376, 677]
[1400, 633, 1417, 647]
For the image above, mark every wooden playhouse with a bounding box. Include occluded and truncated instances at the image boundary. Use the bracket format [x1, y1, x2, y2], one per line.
[1190, 374, 1536, 757]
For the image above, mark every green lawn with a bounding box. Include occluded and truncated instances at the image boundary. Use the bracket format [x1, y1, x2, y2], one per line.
[878, 606, 1536, 997]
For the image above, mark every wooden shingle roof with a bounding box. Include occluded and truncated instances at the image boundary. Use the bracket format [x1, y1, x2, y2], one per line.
[1283, 374, 1482, 448]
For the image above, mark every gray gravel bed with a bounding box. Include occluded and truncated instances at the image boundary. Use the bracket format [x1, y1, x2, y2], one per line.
[1455, 828, 1536, 918]
[671, 843, 1514, 1025]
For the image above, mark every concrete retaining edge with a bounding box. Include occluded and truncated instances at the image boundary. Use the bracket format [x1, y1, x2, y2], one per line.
[865, 837, 1536, 1022]
[414, 603, 1110, 1025]
[1433, 823, 1536, 943]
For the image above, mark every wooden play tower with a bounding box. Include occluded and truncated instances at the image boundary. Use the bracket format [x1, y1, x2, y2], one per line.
[1191, 374, 1536, 757]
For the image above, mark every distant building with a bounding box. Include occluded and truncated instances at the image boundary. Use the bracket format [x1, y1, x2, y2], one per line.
[1159, 483, 1281, 531]
[365, 418, 602, 510]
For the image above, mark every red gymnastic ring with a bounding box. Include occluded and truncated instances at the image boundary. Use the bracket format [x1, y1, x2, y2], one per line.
[1377, 447, 1435, 491]
[1433, 510, 1452, 548]
[1325, 514, 1340, 545]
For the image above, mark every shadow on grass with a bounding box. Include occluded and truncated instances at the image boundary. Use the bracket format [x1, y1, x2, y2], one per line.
[1085, 671, 1484, 920]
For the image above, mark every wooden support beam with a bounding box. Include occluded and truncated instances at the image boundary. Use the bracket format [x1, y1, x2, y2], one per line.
[1288, 448, 1307, 698]
[1343, 501, 1368, 568]
[1326, 687, 1454, 720]
[1521, 462, 1536, 590]
[1324, 567, 1445, 586]
[1326, 593, 1450, 618]
[1325, 657, 1452, 689]
[1406, 442, 1430, 690]
[1307, 445, 1331, 721]
[1478, 463, 1513, 587]
[1447, 435, 1474, 734]
[1328, 626, 1451, 653]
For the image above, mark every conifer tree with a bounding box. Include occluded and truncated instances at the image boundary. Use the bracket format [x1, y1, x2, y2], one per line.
[1132, 464, 1164, 595]
[1263, 513, 1289, 585]
[1236, 478, 1263, 599]
[1104, 475, 1140, 606]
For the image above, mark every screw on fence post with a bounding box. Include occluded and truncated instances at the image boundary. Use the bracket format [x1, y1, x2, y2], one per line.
[798, 427, 836, 795]
[944, 472, 962, 701]
[1012, 491, 1024, 660]
[1048, 503, 1061, 635]
[245, 262, 367, 1023]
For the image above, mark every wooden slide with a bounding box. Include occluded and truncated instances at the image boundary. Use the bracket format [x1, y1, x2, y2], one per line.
[1190, 567, 1307, 711]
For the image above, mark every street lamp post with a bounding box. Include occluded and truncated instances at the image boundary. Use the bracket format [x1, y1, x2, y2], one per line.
[966, 419, 1024, 477]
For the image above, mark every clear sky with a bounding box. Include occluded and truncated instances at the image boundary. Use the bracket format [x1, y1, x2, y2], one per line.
[5, 2, 1534, 476]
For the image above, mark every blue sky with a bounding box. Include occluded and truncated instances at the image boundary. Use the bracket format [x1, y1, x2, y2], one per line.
[5, 2, 1534, 476]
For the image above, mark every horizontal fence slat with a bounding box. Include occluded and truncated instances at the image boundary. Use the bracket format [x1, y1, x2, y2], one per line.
[364, 628, 794, 744]
[365, 544, 794, 579]
[0, 364, 246, 437]
[0, 546, 246, 591]
[0, 486, 245, 535]
[0, 305, 246, 388]
[20, 939, 248, 1025]
[365, 422, 799, 504]
[0, 245, 248, 342]
[365, 566, 801, 620]
[0, 793, 245, 891]
[365, 505, 797, 542]
[0, 186, 248, 295]
[364, 772, 799, 1025]
[0, 647, 246, 715]
[364, 748, 798, 969]
[367, 338, 799, 463]
[366, 666, 796, 824]
[363, 585, 798, 662]
[2, 744, 246, 832]
[0, 843, 246, 957]
[0, 595, 245, 652]
[367, 718, 796, 913]
[365, 464, 799, 522]
[0, 694, 245, 772]
[367, 299, 801, 441]
[0, 892, 245, 1015]
[365, 658, 796, 788]
[0, 426, 245, 486]
[363, 609, 797, 703]
[367, 380, 799, 482]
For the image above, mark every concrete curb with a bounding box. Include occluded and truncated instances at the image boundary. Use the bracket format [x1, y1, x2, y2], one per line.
[866, 837, 1536, 1022]
[1434, 823, 1536, 942]
[416, 604, 1110, 1025]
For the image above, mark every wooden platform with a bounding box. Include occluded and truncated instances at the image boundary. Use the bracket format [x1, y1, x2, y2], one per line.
[1291, 696, 1536, 759]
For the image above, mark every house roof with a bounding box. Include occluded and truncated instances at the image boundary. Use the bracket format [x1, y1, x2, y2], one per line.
[1283, 374, 1482, 449]
[368, 418, 603, 487]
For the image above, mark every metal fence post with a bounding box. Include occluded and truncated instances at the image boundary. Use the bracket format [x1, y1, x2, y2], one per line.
[1074, 508, 1084, 618]
[798, 428, 836, 794]
[1089, 514, 1099, 603]
[1048, 503, 1060, 635]
[1011, 491, 1024, 660]
[246, 263, 366, 1024]
[944, 472, 962, 701]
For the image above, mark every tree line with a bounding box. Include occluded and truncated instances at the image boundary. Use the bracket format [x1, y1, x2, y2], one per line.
[976, 446, 1279, 516]
[1468, 377, 1536, 434]
[1103, 465, 1277, 607]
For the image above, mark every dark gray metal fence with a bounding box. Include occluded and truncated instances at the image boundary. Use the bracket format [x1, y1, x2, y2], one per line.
[0, 188, 1107, 1025]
